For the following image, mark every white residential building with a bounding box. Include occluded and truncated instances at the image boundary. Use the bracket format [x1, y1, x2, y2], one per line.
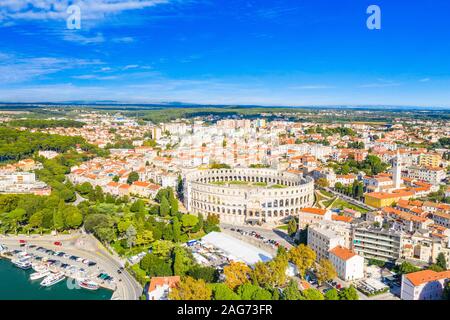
[307, 221, 351, 261]
[329, 245, 364, 281]
[405, 166, 446, 185]
[147, 276, 180, 301]
[401, 270, 450, 300]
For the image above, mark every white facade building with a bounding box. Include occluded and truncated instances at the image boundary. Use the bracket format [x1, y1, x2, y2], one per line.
[401, 270, 450, 300]
[307, 222, 351, 261]
[329, 246, 364, 281]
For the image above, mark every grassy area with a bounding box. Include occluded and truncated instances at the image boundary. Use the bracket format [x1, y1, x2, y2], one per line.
[210, 181, 226, 186]
[270, 184, 287, 189]
[323, 198, 335, 207]
[253, 182, 268, 187]
[229, 180, 249, 185]
[319, 190, 334, 198]
[328, 198, 369, 213]
[210, 181, 272, 188]
[276, 225, 289, 231]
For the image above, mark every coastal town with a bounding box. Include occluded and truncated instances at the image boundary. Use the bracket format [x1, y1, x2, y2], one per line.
[0, 106, 449, 301]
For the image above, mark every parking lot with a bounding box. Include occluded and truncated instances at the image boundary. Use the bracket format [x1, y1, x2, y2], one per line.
[221, 223, 295, 253]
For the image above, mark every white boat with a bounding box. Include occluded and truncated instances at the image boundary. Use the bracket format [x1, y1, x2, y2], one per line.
[30, 271, 51, 281]
[12, 259, 32, 270]
[77, 278, 99, 291]
[32, 263, 48, 273]
[40, 272, 66, 287]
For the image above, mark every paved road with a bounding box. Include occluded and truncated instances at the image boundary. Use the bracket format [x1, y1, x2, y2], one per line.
[0, 233, 142, 300]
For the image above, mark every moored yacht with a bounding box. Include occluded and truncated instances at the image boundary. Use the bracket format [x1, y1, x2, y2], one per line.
[12, 258, 32, 270]
[32, 263, 48, 273]
[77, 278, 100, 291]
[40, 272, 66, 287]
[30, 270, 51, 281]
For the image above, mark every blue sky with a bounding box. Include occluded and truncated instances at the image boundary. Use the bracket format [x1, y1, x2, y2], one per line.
[0, 0, 449, 107]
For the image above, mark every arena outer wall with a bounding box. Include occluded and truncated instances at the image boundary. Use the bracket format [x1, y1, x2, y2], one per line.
[183, 168, 314, 225]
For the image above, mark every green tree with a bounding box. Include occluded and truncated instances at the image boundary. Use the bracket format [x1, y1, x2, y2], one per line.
[135, 230, 154, 247]
[140, 253, 173, 277]
[181, 214, 199, 235]
[282, 279, 302, 300]
[159, 196, 170, 216]
[173, 217, 181, 242]
[173, 247, 193, 276]
[127, 171, 139, 185]
[130, 199, 145, 213]
[237, 283, 259, 300]
[162, 224, 174, 241]
[338, 286, 359, 300]
[187, 265, 218, 283]
[76, 182, 93, 196]
[211, 283, 241, 300]
[324, 288, 339, 300]
[288, 244, 316, 278]
[169, 277, 212, 300]
[397, 262, 421, 274]
[53, 208, 65, 231]
[152, 240, 175, 259]
[7, 208, 27, 233]
[287, 218, 298, 236]
[169, 191, 179, 216]
[224, 261, 251, 290]
[301, 288, 324, 300]
[316, 259, 337, 285]
[63, 206, 83, 229]
[29, 211, 45, 229]
[251, 288, 272, 300]
[436, 252, 447, 270]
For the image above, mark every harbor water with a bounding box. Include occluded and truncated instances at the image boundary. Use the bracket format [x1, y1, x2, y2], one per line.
[0, 259, 113, 300]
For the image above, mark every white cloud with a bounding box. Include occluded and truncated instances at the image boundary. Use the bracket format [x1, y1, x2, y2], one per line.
[62, 32, 105, 44]
[0, 0, 171, 23]
[112, 36, 135, 43]
[359, 79, 402, 88]
[0, 52, 103, 84]
[72, 74, 118, 80]
[123, 64, 140, 70]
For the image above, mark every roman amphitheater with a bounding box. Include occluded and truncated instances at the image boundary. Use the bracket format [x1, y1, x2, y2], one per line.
[184, 168, 314, 225]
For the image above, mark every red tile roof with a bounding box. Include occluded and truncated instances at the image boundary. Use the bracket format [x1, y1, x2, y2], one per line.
[148, 276, 180, 293]
[405, 270, 450, 287]
[329, 246, 357, 261]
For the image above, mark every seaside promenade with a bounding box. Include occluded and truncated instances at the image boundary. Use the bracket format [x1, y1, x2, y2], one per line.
[0, 232, 142, 300]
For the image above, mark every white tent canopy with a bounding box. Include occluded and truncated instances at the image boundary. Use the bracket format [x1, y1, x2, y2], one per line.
[200, 232, 273, 265]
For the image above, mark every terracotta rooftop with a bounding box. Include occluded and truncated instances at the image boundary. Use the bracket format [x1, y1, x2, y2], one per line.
[329, 246, 357, 261]
[405, 270, 450, 287]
